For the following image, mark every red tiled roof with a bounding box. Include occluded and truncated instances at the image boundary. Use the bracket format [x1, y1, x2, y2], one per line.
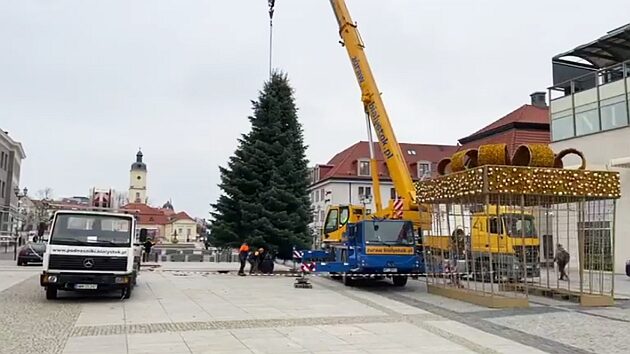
[315, 141, 458, 183]
[462, 105, 549, 142]
[458, 130, 551, 156]
[457, 104, 551, 156]
[122, 203, 186, 225]
[171, 211, 194, 222]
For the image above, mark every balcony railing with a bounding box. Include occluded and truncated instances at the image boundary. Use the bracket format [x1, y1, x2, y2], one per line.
[549, 59, 630, 142]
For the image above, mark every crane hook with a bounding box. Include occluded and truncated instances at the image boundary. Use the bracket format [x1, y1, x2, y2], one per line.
[267, 0, 276, 77]
[268, 0, 275, 19]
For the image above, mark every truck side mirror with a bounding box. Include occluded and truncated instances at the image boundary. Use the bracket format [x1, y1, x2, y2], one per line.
[139, 228, 148, 243]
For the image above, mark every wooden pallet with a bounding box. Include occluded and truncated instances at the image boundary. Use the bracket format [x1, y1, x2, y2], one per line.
[500, 283, 614, 307]
[427, 284, 528, 308]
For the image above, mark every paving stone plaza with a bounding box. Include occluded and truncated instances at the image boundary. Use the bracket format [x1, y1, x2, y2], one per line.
[2, 260, 630, 354]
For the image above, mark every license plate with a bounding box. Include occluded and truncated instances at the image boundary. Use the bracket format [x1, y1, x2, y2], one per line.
[75, 284, 98, 290]
[383, 268, 397, 273]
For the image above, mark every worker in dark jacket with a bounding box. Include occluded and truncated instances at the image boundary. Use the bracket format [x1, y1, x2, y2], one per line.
[260, 251, 275, 274]
[143, 239, 154, 262]
[238, 242, 250, 276]
[554, 243, 570, 280]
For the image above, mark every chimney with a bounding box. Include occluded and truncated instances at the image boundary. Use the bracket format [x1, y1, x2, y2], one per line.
[530, 92, 547, 108]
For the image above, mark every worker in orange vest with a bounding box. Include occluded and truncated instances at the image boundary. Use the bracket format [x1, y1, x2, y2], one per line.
[238, 242, 250, 276]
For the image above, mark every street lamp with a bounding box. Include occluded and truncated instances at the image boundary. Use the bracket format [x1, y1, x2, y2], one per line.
[14, 187, 28, 199]
[12, 186, 28, 259]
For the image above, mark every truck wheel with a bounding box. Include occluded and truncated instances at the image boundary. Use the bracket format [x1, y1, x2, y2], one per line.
[392, 276, 408, 287]
[46, 287, 57, 300]
[342, 273, 354, 286]
[123, 285, 132, 299]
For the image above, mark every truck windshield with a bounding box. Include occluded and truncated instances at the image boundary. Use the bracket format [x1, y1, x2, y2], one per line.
[50, 214, 132, 247]
[503, 214, 537, 238]
[364, 221, 414, 245]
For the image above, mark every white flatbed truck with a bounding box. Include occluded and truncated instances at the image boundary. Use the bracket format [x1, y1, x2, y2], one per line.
[40, 208, 146, 300]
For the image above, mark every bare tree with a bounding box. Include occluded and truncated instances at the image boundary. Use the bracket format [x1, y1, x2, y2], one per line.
[37, 187, 54, 201]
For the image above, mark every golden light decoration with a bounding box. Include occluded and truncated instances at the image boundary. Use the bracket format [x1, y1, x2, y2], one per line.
[478, 144, 508, 166]
[554, 148, 586, 169]
[437, 158, 452, 176]
[450, 149, 478, 172]
[420, 143, 619, 205]
[415, 165, 620, 204]
[511, 144, 555, 167]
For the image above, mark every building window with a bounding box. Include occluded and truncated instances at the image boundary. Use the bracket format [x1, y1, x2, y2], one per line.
[358, 186, 372, 198]
[314, 212, 319, 223]
[339, 207, 350, 225]
[390, 188, 396, 200]
[551, 113, 574, 141]
[137, 176, 142, 180]
[489, 217, 503, 234]
[601, 95, 628, 131]
[575, 105, 599, 136]
[314, 191, 319, 202]
[324, 209, 339, 233]
[0, 181, 4, 198]
[417, 161, 431, 178]
[320, 210, 325, 223]
[321, 189, 325, 201]
[358, 160, 370, 176]
[366, 209, 372, 215]
[0, 152, 3, 170]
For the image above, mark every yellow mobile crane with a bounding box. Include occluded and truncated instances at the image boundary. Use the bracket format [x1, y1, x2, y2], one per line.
[319, 1, 541, 282]
[321, 0, 431, 245]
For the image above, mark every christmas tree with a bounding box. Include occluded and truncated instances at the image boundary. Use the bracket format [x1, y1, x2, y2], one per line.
[210, 71, 312, 259]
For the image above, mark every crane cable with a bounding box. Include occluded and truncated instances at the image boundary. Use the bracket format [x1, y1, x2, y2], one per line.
[268, 0, 275, 77]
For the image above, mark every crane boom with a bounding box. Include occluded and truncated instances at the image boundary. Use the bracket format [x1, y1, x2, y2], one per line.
[329, 0, 416, 206]
[318, 0, 430, 246]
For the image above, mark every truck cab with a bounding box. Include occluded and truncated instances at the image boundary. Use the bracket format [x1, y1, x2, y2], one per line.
[40, 209, 144, 300]
[307, 219, 422, 287]
[321, 205, 363, 244]
[422, 206, 541, 280]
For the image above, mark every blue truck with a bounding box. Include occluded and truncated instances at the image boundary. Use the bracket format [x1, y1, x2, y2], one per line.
[301, 219, 424, 287]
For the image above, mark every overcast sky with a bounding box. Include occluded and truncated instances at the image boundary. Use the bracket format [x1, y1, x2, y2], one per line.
[2, 0, 629, 218]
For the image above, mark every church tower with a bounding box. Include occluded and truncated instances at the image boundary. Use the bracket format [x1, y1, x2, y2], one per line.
[129, 149, 147, 204]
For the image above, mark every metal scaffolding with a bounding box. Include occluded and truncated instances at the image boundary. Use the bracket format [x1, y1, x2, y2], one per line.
[417, 159, 620, 308]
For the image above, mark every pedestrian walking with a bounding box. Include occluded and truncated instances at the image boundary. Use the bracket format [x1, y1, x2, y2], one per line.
[554, 243, 570, 280]
[238, 242, 250, 276]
